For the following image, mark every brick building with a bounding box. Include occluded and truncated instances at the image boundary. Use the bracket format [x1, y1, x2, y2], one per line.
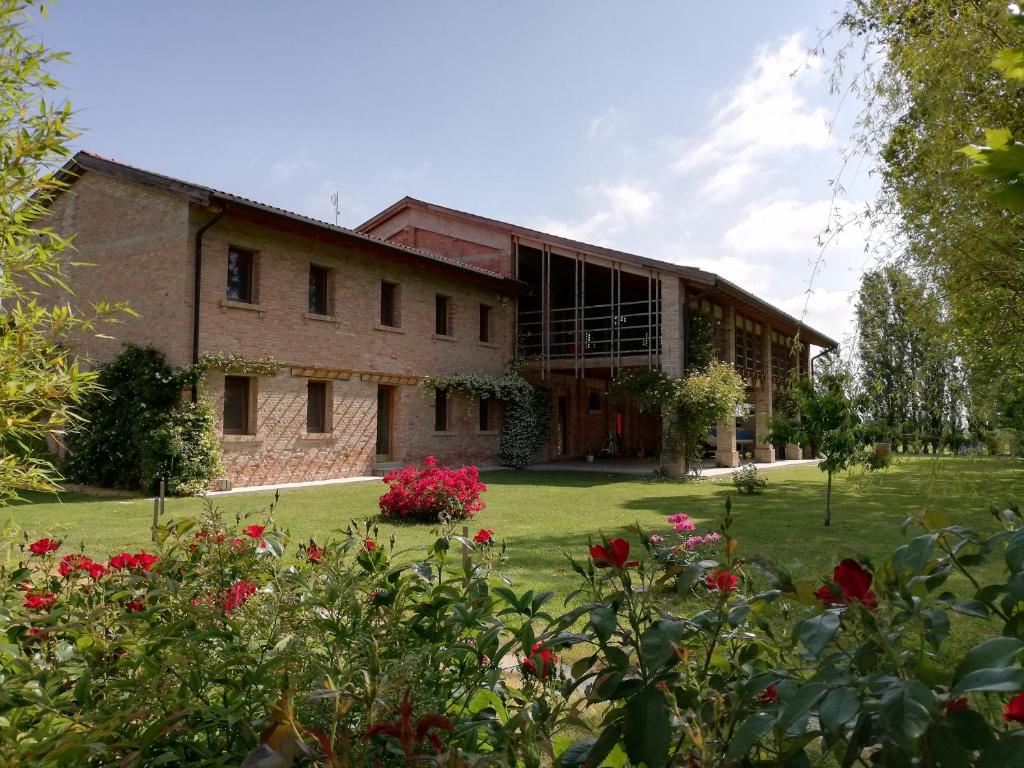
[40, 152, 835, 488]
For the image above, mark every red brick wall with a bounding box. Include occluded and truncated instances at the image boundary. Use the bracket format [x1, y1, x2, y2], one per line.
[386, 225, 510, 277]
[36, 171, 193, 365]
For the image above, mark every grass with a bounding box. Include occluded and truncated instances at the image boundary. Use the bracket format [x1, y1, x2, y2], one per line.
[5, 456, 1021, 602]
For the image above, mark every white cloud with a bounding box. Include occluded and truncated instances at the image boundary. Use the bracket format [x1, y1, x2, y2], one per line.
[534, 181, 658, 245]
[673, 33, 831, 202]
[779, 287, 857, 348]
[723, 198, 837, 254]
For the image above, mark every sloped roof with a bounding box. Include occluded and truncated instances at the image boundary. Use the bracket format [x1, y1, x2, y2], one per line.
[359, 196, 839, 349]
[57, 152, 529, 294]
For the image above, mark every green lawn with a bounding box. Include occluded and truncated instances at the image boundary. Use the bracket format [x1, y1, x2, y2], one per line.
[4, 456, 1021, 604]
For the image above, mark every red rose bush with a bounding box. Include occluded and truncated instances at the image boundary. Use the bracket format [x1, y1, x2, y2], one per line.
[379, 456, 487, 522]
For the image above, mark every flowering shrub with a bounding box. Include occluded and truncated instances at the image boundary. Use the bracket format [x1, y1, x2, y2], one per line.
[5, 496, 1024, 767]
[378, 456, 487, 522]
[648, 511, 722, 568]
[731, 456, 768, 494]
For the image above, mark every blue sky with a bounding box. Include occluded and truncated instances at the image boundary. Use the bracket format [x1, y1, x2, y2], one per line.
[32, 1, 875, 346]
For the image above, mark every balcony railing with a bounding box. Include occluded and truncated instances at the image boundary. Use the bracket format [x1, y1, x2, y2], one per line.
[518, 299, 661, 361]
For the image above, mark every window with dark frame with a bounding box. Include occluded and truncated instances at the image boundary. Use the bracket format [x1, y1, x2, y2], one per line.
[380, 281, 398, 327]
[308, 265, 331, 315]
[226, 247, 255, 303]
[478, 397, 490, 431]
[479, 304, 491, 342]
[588, 390, 602, 413]
[434, 389, 448, 432]
[435, 295, 450, 336]
[223, 376, 251, 434]
[307, 381, 328, 433]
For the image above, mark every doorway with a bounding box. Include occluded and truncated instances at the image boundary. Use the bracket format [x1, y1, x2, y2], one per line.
[557, 395, 569, 456]
[376, 385, 394, 458]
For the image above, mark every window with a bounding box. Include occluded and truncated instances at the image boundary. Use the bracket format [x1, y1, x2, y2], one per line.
[434, 389, 448, 432]
[223, 376, 252, 434]
[226, 247, 255, 303]
[435, 295, 450, 336]
[380, 281, 399, 327]
[479, 304, 491, 342]
[308, 265, 331, 315]
[478, 397, 490, 431]
[307, 381, 329, 433]
[588, 390, 602, 413]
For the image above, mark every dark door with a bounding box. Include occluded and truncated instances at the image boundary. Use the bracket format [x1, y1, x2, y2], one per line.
[558, 395, 569, 456]
[376, 386, 393, 457]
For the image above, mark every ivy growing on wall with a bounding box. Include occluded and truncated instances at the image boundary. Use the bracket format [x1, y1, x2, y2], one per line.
[685, 306, 716, 372]
[189, 353, 282, 379]
[610, 361, 745, 473]
[421, 367, 551, 470]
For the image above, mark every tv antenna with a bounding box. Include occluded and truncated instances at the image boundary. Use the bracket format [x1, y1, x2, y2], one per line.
[330, 191, 340, 225]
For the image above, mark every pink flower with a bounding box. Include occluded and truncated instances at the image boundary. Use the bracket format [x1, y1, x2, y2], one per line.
[685, 536, 704, 551]
[704, 532, 722, 545]
[667, 513, 690, 524]
[674, 520, 697, 533]
[649, 534, 664, 545]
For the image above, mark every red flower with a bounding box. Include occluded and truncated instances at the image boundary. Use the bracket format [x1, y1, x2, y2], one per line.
[223, 579, 257, 613]
[304, 542, 325, 563]
[473, 529, 495, 545]
[135, 550, 159, 571]
[521, 642, 557, 680]
[946, 698, 970, 713]
[28, 538, 60, 556]
[817, 559, 878, 609]
[365, 539, 377, 552]
[760, 685, 780, 704]
[361, 689, 453, 757]
[86, 561, 107, 579]
[27, 627, 47, 642]
[242, 524, 265, 539]
[125, 598, 145, 613]
[590, 538, 639, 569]
[109, 552, 139, 570]
[706, 568, 738, 592]
[1004, 692, 1024, 723]
[23, 592, 57, 611]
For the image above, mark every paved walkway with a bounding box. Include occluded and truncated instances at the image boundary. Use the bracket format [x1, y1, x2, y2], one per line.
[528, 458, 818, 477]
[203, 475, 379, 497]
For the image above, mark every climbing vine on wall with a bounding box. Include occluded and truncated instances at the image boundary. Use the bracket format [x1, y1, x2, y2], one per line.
[610, 361, 745, 473]
[188, 353, 282, 381]
[421, 367, 551, 470]
[685, 306, 716, 372]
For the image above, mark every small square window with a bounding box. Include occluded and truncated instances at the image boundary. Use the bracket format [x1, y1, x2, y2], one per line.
[224, 376, 253, 434]
[309, 265, 331, 315]
[478, 397, 490, 431]
[380, 281, 399, 327]
[307, 381, 329, 433]
[435, 389, 448, 432]
[479, 304, 492, 343]
[435, 295, 450, 336]
[588, 390, 602, 413]
[227, 247, 255, 303]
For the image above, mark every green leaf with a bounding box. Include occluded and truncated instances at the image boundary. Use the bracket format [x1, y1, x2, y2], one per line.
[952, 666, 1024, 694]
[953, 637, 1024, 684]
[726, 713, 774, 759]
[639, 619, 685, 671]
[623, 686, 670, 768]
[798, 610, 841, 657]
[978, 732, 1024, 768]
[590, 604, 617, 643]
[586, 722, 624, 768]
[818, 687, 861, 735]
[878, 680, 935, 750]
[558, 738, 596, 768]
[775, 682, 826, 735]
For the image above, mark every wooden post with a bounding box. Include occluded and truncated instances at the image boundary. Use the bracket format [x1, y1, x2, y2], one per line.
[151, 478, 166, 542]
[462, 524, 471, 574]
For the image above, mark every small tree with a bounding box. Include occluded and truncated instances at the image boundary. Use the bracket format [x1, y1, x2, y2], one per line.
[775, 373, 864, 526]
[0, 1, 127, 504]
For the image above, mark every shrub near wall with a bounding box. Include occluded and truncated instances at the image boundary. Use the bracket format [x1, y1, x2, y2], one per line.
[66, 345, 222, 495]
[379, 456, 487, 522]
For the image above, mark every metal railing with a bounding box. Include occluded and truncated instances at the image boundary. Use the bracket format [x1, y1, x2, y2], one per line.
[518, 299, 661, 361]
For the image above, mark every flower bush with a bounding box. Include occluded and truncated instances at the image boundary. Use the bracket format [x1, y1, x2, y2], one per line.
[5, 496, 1024, 766]
[732, 455, 768, 494]
[378, 456, 487, 522]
